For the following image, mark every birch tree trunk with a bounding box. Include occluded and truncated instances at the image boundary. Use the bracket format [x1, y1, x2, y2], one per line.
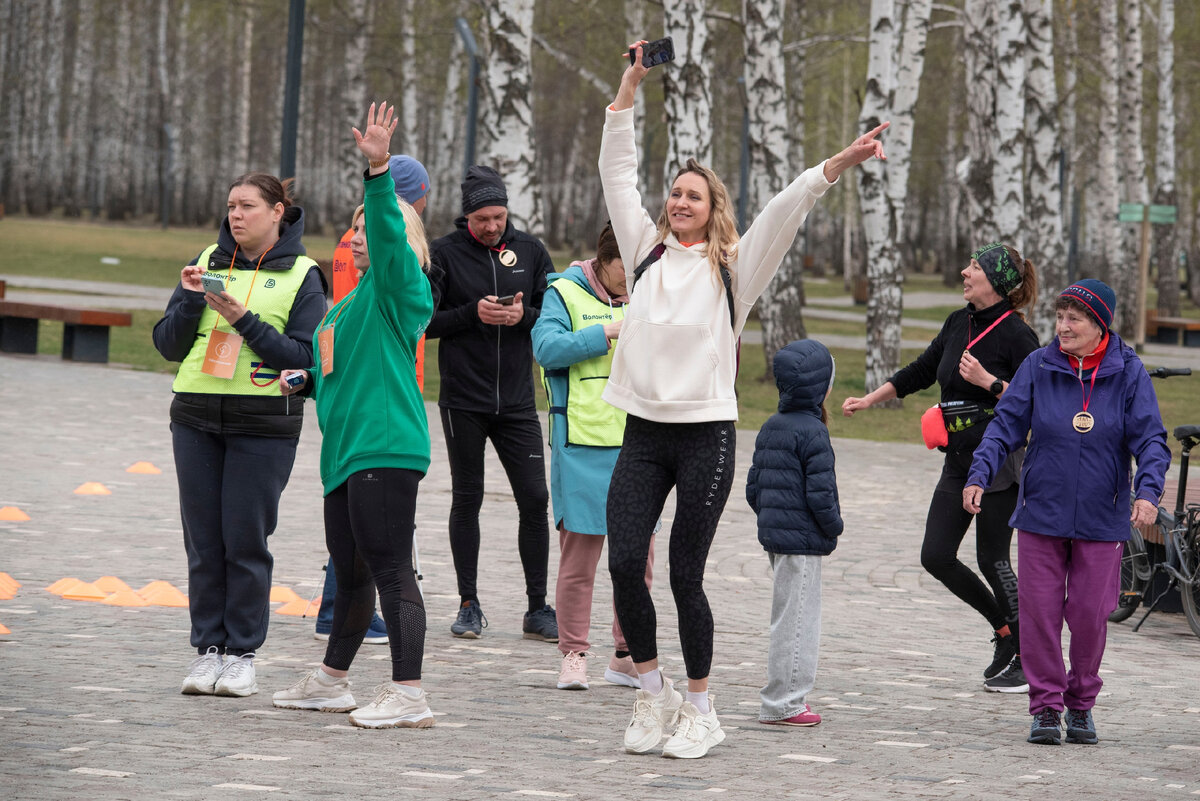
[1153, 0, 1179, 316]
[662, 0, 712, 179]
[233, 6, 254, 174]
[992, 0, 1025, 247]
[63, 0, 96, 217]
[431, 23, 464, 225]
[339, 0, 372, 215]
[746, 0, 802, 378]
[1025, 0, 1066, 340]
[1095, 0, 1122, 316]
[856, 0, 931, 398]
[624, 0, 649, 200]
[482, 0, 541, 234]
[399, 0, 419, 152]
[1115, 0, 1147, 331]
[962, 0, 998, 243]
[1060, 10, 1078, 253]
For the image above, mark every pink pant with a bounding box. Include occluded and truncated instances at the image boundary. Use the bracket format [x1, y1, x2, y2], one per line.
[1017, 530, 1123, 715]
[555, 526, 654, 656]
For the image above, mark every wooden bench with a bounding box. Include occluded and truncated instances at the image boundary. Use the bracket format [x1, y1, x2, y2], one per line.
[0, 300, 133, 363]
[1146, 310, 1200, 347]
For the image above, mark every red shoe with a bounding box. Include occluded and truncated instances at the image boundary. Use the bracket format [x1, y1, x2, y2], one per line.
[761, 704, 821, 727]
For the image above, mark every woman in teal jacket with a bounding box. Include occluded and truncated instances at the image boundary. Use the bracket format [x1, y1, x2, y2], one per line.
[532, 224, 655, 693]
[271, 102, 436, 730]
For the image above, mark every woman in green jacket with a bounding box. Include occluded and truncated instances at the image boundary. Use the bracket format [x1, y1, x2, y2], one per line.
[270, 102, 436, 729]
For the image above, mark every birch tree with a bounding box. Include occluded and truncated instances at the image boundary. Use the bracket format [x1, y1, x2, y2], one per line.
[1094, 0, 1122, 321]
[857, 0, 932, 397]
[339, 0, 373, 215]
[481, 0, 541, 234]
[63, 0, 96, 216]
[962, 0, 998, 243]
[399, 0, 420, 152]
[1153, 0, 1180, 317]
[1024, 0, 1066, 340]
[1115, 0, 1148, 330]
[746, 0, 802, 376]
[993, 0, 1025, 247]
[624, 0, 650, 199]
[662, 0, 712, 179]
[431, 15, 464, 223]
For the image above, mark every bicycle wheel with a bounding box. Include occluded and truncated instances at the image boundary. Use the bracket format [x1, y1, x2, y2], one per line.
[1179, 524, 1200, 638]
[1109, 526, 1152, 623]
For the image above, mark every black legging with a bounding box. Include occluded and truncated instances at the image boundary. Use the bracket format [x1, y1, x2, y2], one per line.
[607, 415, 735, 680]
[323, 468, 425, 682]
[440, 407, 550, 606]
[920, 451, 1020, 641]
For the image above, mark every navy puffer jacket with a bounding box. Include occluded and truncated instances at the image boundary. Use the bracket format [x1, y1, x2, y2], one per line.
[746, 340, 844, 555]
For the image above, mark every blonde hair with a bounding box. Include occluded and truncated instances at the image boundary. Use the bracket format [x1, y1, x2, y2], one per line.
[350, 198, 430, 272]
[654, 158, 740, 281]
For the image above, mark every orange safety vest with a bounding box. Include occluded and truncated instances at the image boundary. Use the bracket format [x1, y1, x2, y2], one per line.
[331, 226, 426, 392]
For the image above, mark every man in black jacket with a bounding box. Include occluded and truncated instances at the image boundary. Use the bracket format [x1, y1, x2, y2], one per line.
[427, 166, 558, 642]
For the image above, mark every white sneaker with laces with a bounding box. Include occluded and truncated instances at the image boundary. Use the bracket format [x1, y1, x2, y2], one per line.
[662, 696, 726, 759]
[214, 652, 258, 697]
[604, 655, 641, 688]
[272, 668, 356, 712]
[181, 646, 223, 695]
[348, 684, 434, 729]
[557, 651, 589, 690]
[623, 675, 683, 754]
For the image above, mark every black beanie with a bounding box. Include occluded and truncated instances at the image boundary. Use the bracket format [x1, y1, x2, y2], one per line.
[461, 166, 508, 215]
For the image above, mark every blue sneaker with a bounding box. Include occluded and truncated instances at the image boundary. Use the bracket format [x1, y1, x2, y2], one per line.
[1064, 708, 1098, 744]
[1028, 708, 1062, 745]
[522, 605, 559, 642]
[451, 600, 487, 638]
[314, 613, 389, 644]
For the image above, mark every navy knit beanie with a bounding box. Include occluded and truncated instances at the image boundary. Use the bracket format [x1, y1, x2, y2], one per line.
[1059, 279, 1116, 333]
[461, 166, 508, 215]
[387, 155, 430, 205]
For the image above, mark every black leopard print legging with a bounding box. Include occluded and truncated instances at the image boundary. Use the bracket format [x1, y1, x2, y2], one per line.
[607, 415, 735, 680]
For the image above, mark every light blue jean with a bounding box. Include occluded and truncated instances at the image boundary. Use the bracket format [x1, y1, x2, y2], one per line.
[759, 553, 823, 721]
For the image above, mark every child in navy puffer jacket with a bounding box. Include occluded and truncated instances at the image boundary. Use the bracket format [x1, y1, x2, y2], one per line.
[746, 339, 843, 727]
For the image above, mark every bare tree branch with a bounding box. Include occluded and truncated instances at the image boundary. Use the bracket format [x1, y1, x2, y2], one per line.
[531, 32, 613, 98]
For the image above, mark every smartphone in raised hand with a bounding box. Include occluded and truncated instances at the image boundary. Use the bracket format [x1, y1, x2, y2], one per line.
[201, 274, 226, 295]
[629, 37, 674, 69]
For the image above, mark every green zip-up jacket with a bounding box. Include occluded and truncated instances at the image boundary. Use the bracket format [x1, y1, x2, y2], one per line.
[309, 170, 434, 494]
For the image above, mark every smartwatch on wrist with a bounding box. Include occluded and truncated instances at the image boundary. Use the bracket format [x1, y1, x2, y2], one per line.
[989, 379, 1004, 396]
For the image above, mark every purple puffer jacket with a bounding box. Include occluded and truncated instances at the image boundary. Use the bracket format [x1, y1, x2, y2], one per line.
[966, 331, 1169, 542]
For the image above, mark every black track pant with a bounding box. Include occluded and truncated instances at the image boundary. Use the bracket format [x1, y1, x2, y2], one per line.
[323, 468, 425, 682]
[921, 451, 1021, 641]
[440, 407, 550, 606]
[607, 415, 735, 680]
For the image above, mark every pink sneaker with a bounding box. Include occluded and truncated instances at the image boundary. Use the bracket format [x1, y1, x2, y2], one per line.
[761, 704, 821, 727]
[557, 651, 588, 690]
[604, 655, 641, 688]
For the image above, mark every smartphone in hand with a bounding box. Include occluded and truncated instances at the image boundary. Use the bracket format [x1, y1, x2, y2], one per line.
[201, 274, 226, 295]
[630, 37, 674, 68]
[496, 294, 516, 306]
[284, 372, 306, 388]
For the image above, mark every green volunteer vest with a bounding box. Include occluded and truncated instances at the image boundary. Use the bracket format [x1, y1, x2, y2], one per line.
[544, 279, 626, 447]
[173, 243, 316, 395]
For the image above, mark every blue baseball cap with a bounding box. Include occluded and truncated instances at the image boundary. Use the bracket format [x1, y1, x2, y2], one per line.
[387, 155, 430, 205]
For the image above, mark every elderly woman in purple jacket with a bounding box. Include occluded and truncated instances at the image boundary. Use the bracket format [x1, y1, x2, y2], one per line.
[964, 279, 1169, 747]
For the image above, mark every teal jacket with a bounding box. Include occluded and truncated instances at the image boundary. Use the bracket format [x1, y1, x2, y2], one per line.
[309, 171, 434, 494]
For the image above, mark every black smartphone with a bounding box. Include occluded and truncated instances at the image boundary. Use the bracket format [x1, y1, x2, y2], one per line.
[284, 372, 306, 388]
[629, 37, 674, 69]
[496, 294, 515, 306]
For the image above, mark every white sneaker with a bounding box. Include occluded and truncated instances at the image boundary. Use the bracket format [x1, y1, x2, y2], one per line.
[557, 651, 589, 690]
[623, 674, 683, 754]
[181, 646, 223, 695]
[662, 696, 726, 759]
[348, 684, 434, 729]
[214, 652, 258, 697]
[604, 655, 641, 688]
[272, 668, 356, 712]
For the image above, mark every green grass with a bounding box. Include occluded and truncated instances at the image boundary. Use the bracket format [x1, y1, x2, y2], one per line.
[4, 215, 1197, 444]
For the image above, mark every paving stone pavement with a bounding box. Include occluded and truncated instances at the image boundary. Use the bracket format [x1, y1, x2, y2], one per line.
[2, 353, 1199, 800]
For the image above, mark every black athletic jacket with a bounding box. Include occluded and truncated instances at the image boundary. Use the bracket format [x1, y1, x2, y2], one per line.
[426, 217, 555, 414]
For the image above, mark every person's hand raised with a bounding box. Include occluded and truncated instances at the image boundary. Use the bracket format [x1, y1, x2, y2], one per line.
[612, 41, 651, 111]
[823, 121, 890, 182]
[353, 101, 398, 170]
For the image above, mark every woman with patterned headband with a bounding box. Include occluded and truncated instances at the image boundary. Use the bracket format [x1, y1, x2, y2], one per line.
[843, 243, 1040, 691]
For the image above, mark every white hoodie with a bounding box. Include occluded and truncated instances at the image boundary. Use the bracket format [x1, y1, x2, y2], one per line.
[599, 105, 836, 423]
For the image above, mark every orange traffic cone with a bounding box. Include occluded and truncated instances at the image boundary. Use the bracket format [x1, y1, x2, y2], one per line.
[126, 461, 162, 474]
[102, 590, 152, 607]
[275, 598, 321, 617]
[94, 576, 133, 594]
[61, 582, 109, 601]
[270, 586, 302, 603]
[47, 578, 84, 596]
[0, 506, 30, 521]
[74, 482, 111, 495]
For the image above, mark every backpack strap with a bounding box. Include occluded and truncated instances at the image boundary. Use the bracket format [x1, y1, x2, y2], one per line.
[631, 243, 735, 329]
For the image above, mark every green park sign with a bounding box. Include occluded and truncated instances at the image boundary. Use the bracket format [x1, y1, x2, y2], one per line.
[1118, 203, 1178, 224]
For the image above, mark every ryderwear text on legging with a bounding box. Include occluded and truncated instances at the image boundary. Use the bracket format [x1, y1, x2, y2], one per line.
[607, 415, 734, 680]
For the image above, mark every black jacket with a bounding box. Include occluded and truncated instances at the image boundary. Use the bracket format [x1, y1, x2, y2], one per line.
[152, 206, 327, 438]
[426, 216, 556, 413]
[890, 298, 1040, 454]
[746, 340, 843, 555]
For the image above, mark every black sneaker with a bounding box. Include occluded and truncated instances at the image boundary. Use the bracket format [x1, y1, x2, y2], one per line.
[451, 600, 487, 638]
[522, 604, 559, 642]
[1064, 708, 1098, 744]
[1028, 708, 1062, 745]
[983, 655, 1029, 693]
[984, 633, 1017, 679]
